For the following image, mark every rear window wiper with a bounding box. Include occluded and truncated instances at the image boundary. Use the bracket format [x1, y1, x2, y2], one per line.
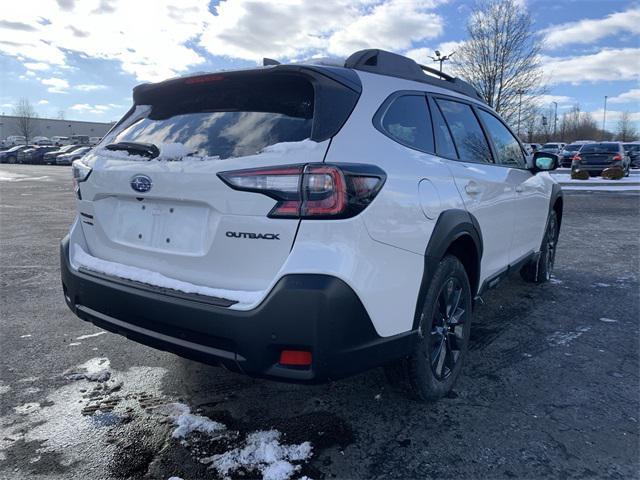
[104, 142, 160, 159]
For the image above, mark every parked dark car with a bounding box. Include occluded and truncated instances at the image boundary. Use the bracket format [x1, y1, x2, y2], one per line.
[622, 143, 640, 168]
[56, 146, 92, 165]
[17, 147, 38, 164]
[21, 146, 59, 164]
[0, 145, 31, 164]
[559, 143, 592, 167]
[572, 142, 631, 177]
[43, 144, 84, 165]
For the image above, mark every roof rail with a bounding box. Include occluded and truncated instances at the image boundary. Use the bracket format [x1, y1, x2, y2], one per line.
[344, 49, 485, 103]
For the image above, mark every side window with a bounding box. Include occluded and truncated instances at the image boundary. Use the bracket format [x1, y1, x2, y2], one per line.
[435, 98, 492, 164]
[478, 110, 526, 168]
[429, 97, 458, 159]
[380, 95, 434, 153]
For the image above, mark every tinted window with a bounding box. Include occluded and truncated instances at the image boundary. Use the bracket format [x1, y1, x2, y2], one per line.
[478, 110, 525, 167]
[380, 95, 434, 152]
[563, 144, 581, 152]
[429, 97, 458, 158]
[114, 75, 314, 159]
[580, 143, 620, 153]
[542, 143, 559, 149]
[436, 99, 492, 163]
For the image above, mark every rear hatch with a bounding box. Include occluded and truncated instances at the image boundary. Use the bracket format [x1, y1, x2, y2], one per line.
[74, 66, 360, 301]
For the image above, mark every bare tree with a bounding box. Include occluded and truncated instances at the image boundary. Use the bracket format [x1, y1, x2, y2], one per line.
[615, 111, 638, 142]
[12, 98, 39, 144]
[57, 109, 66, 120]
[453, 0, 545, 131]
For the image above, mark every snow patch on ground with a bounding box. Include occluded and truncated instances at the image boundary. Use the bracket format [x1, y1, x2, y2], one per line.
[593, 282, 611, 287]
[72, 244, 262, 306]
[164, 403, 313, 480]
[0, 385, 11, 395]
[65, 357, 112, 382]
[548, 326, 591, 346]
[167, 403, 226, 439]
[205, 430, 313, 480]
[20, 334, 32, 338]
[599, 317, 618, 323]
[76, 331, 106, 340]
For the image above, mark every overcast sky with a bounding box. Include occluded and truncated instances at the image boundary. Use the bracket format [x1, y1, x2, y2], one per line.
[0, 0, 638, 130]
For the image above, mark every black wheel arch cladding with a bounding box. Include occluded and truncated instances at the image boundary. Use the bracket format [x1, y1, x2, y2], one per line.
[413, 209, 483, 330]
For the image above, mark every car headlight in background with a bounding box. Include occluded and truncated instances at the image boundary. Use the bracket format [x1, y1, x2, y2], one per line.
[72, 159, 92, 199]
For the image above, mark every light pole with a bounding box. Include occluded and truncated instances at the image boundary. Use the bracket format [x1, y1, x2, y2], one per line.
[429, 50, 455, 72]
[516, 89, 525, 137]
[552, 101, 558, 139]
[602, 95, 608, 140]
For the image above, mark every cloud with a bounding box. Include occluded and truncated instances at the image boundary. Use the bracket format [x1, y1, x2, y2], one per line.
[589, 108, 640, 125]
[70, 103, 118, 114]
[542, 48, 640, 85]
[0, 0, 209, 81]
[608, 89, 640, 105]
[75, 84, 107, 92]
[24, 62, 51, 71]
[405, 41, 464, 65]
[200, 0, 447, 61]
[40, 77, 69, 93]
[533, 95, 574, 107]
[37, 99, 49, 105]
[0, 20, 37, 31]
[542, 8, 640, 49]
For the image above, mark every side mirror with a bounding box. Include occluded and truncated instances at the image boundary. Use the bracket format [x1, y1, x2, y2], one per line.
[531, 152, 558, 172]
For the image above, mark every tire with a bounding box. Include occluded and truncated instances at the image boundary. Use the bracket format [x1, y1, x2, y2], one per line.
[389, 255, 472, 401]
[520, 210, 559, 284]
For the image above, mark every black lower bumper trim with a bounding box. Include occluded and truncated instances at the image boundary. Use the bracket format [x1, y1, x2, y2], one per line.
[60, 237, 417, 383]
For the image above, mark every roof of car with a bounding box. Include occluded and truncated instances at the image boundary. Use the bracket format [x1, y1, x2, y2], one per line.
[136, 49, 485, 106]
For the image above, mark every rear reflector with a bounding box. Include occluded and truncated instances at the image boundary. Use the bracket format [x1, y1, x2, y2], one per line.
[218, 163, 386, 219]
[279, 350, 312, 366]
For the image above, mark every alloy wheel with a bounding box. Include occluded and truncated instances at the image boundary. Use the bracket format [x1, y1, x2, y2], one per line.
[430, 277, 466, 380]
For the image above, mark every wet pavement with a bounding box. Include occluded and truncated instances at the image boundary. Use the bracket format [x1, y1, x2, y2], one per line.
[1, 165, 639, 479]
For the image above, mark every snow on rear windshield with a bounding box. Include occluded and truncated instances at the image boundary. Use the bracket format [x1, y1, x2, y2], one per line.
[113, 74, 314, 159]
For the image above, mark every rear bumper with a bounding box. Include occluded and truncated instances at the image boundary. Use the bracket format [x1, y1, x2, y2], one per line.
[60, 236, 416, 383]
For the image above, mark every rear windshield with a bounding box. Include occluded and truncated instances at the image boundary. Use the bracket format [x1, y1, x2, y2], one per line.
[114, 75, 315, 159]
[580, 143, 619, 153]
[563, 144, 581, 152]
[542, 143, 558, 148]
[623, 144, 640, 152]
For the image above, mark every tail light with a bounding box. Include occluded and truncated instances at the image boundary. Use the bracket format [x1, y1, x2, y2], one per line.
[572, 155, 582, 162]
[612, 154, 622, 161]
[218, 163, 386, 219]
[72, 159, 92, 199]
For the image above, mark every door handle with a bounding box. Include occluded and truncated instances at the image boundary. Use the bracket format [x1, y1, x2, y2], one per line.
[515, 185, 524, 193]
[465, 182, 481, 195]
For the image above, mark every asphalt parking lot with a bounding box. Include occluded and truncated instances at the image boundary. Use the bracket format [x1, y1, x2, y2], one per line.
[1, 165, 639, 480]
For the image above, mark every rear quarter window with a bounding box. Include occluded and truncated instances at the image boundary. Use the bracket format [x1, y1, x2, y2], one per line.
[378, 94, 434, 153]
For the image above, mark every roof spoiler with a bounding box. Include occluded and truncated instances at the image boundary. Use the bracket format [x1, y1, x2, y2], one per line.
[344, 49, 484, 103]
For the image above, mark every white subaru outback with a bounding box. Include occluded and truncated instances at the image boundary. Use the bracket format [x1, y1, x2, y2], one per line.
[61, 49, 562, 400]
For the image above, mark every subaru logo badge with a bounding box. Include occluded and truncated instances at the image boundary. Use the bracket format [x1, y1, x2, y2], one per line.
[131, 175, 152, 193]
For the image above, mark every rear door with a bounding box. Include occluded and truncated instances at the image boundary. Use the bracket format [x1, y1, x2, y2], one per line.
[475, 108, 549, 261]
[430, 96, 518, 281]
[77, 69, 358, 293]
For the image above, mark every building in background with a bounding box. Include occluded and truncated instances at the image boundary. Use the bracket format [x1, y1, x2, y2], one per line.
[0, 115, 116, 142]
